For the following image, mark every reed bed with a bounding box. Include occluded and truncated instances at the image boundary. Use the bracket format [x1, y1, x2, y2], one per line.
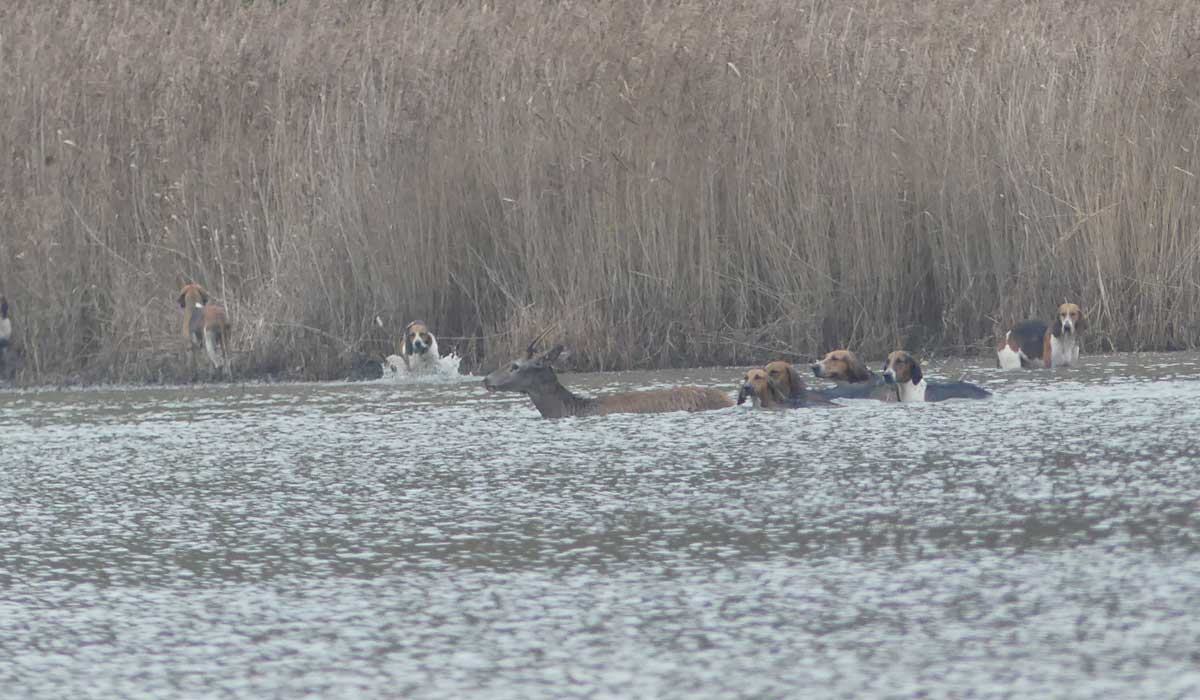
[1, 0, 1197, 383]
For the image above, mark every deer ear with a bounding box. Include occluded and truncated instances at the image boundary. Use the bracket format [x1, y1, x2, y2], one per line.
[541, 345, 565, 364]
[911, 361, 923, 385]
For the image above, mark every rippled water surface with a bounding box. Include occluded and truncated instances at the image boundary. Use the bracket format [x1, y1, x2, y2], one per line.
[3, 353, 1200, 699]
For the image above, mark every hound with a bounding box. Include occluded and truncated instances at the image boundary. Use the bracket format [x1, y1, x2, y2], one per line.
[396, 320, 441, 373]
[484, 343, 733, 418]
[882, 351, 992, 402]
[0, 295, 12, 375]
[996, 303, 1087, 369]
[809, 349, 894, 401]
[178, 283, 230, 372]
[762, 360, 837, 406]
[737, 368, 784, 408]
[737, 366, 837, 409]
[0, 295, 11, 356]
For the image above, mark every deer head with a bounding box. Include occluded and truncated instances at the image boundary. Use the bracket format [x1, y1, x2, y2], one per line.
[483, 343, 565, 394]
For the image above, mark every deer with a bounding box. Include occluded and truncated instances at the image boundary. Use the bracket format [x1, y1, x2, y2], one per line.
[483, 343, 734, 418]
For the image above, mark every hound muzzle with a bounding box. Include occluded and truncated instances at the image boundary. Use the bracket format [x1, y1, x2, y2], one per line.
[882, 368, 897, 384]
[736, 382, 753, 405]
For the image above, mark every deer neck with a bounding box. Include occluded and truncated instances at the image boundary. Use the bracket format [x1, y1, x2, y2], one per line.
[526, 379, 596, 418]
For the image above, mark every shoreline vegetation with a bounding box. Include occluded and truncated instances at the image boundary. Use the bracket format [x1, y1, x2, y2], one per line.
[1, 0, 1198, 386]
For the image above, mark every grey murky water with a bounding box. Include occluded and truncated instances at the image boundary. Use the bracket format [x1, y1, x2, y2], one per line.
[3, 353, 1200, 699]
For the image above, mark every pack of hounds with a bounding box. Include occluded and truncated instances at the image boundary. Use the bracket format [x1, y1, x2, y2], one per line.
[484, 302, 1087, 418]
[0, 286, 1087, 407]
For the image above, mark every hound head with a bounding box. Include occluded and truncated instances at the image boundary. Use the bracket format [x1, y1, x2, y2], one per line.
[882, 351, 923, 386]
[811, 349, 872, 384]
[1052, 303, 1085, 337]
[737, 368, 781, 408]
[178, 283, 208, 309]
[484, 343, 564, 394]
[404, 321, 434, 355]
[764, 360, 806, 399]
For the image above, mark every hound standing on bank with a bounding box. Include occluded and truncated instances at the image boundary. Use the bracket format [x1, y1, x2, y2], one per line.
[0, 296, 11, 352]
[0, 295, 12, 372]
[178, 283, 230, 372]
[996, 303, 1087, 369]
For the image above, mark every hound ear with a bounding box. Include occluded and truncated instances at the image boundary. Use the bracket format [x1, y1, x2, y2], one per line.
[911, 360, 923, 385]
[1076, 310, 1088, 331]
[846, 353, 871, 382]
[177, 291, 187, 308]
[786, 365, 805, 396]
[767, 379, 788, 404]
[1051, 319, 1063, 337]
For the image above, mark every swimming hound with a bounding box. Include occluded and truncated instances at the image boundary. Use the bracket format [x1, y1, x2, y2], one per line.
[882, 351, 992, 402]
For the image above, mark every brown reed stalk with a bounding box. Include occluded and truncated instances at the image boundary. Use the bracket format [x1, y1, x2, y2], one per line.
[0, 0, 1196, 384]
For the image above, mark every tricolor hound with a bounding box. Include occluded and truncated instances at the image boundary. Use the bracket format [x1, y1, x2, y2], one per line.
[0, 295, 11, 355]
[996, 303, 1087, 369]
[0, 295, 12, 374]
[398, 320, 440, 372]
[882, 351, 991, 402]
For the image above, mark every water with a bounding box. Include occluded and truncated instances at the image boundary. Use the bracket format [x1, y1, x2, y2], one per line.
[381, 350, 464, 382]
[2, 353, 1199, 699]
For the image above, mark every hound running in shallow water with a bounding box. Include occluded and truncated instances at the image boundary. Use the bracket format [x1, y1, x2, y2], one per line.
[484, 344, 733, 418]
[386, 320, 441, 374]
[996, 303, 1087, 369]
[882, 351, 992, 403]
[178, 284, 230, 373]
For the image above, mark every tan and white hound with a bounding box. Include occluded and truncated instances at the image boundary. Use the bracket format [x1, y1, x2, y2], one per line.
[178, 283, 229, 372]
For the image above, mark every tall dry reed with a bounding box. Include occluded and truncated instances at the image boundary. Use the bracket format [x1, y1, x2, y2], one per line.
[1, 0, 1197, 382]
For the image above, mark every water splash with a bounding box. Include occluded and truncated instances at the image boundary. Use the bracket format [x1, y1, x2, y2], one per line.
[379, 351, 469, 384]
